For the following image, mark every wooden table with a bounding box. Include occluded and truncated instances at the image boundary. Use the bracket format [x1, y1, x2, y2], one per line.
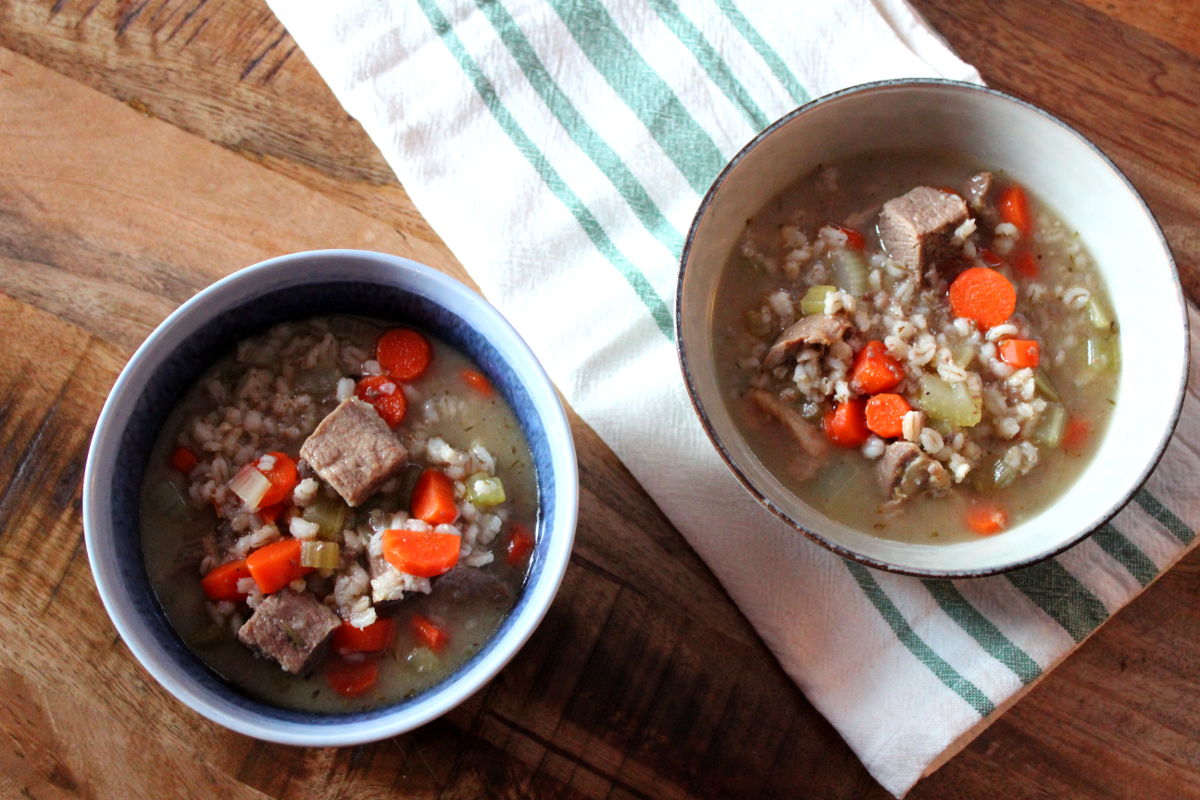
[2, 1, 1198, 797]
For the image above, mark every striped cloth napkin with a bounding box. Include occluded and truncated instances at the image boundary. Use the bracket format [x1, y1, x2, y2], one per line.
[265, 0, 1199, 794]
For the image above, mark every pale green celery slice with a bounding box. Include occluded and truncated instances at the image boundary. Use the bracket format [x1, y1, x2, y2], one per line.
[830, 249, 868, 297]
[300, 540, 340, 570]
[1034, 369, 1061, 402]
[302, 493, 348, 540]
[918, 374, 982, 427]
[466, 472, 506, 507]
[1033, 403, 1067, 448]
[800, 285, 837, 316]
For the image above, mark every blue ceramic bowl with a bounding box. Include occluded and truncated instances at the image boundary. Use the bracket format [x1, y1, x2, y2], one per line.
[83, 249, 578, 745]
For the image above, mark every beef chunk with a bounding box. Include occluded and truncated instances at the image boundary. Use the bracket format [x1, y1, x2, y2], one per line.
[299, 397, 407, 506]
[745, 388, 828, 480]
[877, 441, 951, 509]
[237, 589, 341, 674]
[965, 171, 999, 230]
[877, 186, 969, 276]
[432, 566, 513, 606]
[762, 313, 851, 368]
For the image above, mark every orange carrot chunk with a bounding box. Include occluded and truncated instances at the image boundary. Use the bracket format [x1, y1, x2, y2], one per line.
[460, 368, 494, 397]
[948, 267, 1016, 330]
[849, 340, 905, 394]
[246, 538, 313, 595]
[997, 339, 1040, 369]
[257, 451, 299, 508]
[355, 374, 408, 427]
[410, 613, 448, 652]
[410, 468, 459, 525]
[967, 500, 1008, 535]
[1013, 252, 1039, 279]
[1062, 417, 1091, 453]
[327, 658, 379, 697]
[996, 184, 1032, 235]
[333, 618, 395, 657]
[865, 393, 912, 439]
[201, 560, 251, 603]
[382, 529, 461, 578]
[978, 248, 1005, 269]
[505, 523, 535, 567]
[823, 398, 870, 448]
[377, 327, 432, 381]
[169, 446, 199, 475]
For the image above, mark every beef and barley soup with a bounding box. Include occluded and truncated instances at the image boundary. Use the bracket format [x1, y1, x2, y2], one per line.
[140, 316, 537, 710]
[715, 151, 1119, 543]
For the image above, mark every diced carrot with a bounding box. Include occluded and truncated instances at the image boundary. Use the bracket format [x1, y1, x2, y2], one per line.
[258, 503, 283, 525]
[966, 500, 1008, 535]
[333, 618, 395, 657]
[997, 339, 1040, 369]
[245, 538, 313, 594]
[830, 224, 865, 250]
[410, 468, 459, 525]
[996, 184, 1032, 235]
[257, 451, 299, 508]
[326, 658, 379, 697]
[377, 328, 432, 381]
[200, 560, 251, 603]
[410, 613, 448, 652]
[1013, 252, 1039, 279]
[460, 368, 494, 397]
[169, 446, 199, 475]
[823, 398, 870, 448]
[355, 374, 408, 427]
[948, 267, 1016, 330]
[382, 529, 461, 578]
[849, 340, 904, 394]
[978, 248, 1005, 270]
[1062, 417, 1091, 453]
[505, 522, 535, 567]
[865, 393, 912, 439]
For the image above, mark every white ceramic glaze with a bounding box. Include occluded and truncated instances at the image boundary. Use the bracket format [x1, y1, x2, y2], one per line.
[678, 80, 1187, 576]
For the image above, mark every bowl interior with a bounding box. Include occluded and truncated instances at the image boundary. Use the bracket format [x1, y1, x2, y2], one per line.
[679, 82, 1186, 575]
[85, 250, 576, 742]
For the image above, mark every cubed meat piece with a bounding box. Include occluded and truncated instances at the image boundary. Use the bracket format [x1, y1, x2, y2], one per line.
[237, 589, 341, 674]
[877, 441, 951, 510]
[877, 186, 969, 276]
[762, 313, 851, 368]
[299, 397, 408, 507]
[745, 388, 828, 480]
[432, 565, 513, 606]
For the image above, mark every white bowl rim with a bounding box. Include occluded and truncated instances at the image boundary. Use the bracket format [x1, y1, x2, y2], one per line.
[83, 248, 579, 744]
[675, 78, 1189, 578]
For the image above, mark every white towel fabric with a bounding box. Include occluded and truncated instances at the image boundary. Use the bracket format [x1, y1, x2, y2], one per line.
[264, 1, 1199, 794]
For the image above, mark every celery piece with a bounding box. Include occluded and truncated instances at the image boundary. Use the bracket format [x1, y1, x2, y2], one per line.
[466, 472, 506, 507]
[991, 458, 1018, 490]
[1034, 369, 1061, 402]
[1086, 296, 1115, 332]
[1084, 335, 1119, 372]
[830, 249, 869, 297]
[303, 493, 348, 540]
[1033, 403, 1067, 448]
[918, 374, 982, 427]
[300, 540, 340, 570]
[407, 646, 439, 674]
[950, 341, 976, 368]
[800, 285, 837, 316]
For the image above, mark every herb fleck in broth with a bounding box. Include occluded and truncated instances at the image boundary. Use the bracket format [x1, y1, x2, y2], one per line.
[714, 151, 1118, 544]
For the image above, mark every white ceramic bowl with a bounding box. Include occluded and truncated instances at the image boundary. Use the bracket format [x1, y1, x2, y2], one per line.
[677, 80, 1187, 576]
[84, 249, 578, 743]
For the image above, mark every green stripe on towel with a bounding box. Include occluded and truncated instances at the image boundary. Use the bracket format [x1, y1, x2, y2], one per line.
[648, 0, 769, 130]
[1090, 523, 1158, 587]
[713, 0, 811, 106]
[847, 562, 995, 717]
[1134, 488, 1194, 544]
[546, 0, 728, 193]
[1005, 559, 1109, 643]
[922, 580, 1042, 685]
[476, 0, 685, 256]
[418, 0, 675, 339]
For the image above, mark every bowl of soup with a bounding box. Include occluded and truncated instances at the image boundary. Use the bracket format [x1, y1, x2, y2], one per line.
[677, 79, 1187, 576]
[84, 249, 578, 743]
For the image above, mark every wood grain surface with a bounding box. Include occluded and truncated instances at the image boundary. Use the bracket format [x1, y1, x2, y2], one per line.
[1, 1, 1198, 798]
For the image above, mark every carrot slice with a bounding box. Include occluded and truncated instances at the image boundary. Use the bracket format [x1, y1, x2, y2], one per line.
[258, 502, 283, 525]
[849, 340, 904, 394]
[327, 658, 379, 697]
[460, 368, 494, 397]
[966, 500, 1008, 535]
[333, 618, 395, 656]
[410, 613, 448, 652]
[410, 468, 459, 525]
[1013, 252, 1039, 279]
[865, 393, 912, 439]
[1062, 417, 1091, 453]
[505, 522, 535, 567]
[355, 374, 408, 427]
[246, 538, 313, 594]
[377, 328, 432, 381]
[948, 267, 1016, 330]
[978, 248, 1005, 270]
[256, 451, 299, 508]
[997, 339, 1040, 369]
[169, 446, 199, 475]
[996, 184, 1032, 234]
[200, 560, 251, 603]
[382, 529, 461, 578]
[823, 398, 870, 448]
[829, 223, 865, 250]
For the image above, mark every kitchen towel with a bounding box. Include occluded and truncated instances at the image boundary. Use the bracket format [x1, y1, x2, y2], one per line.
[263, 0, 1199, 794]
